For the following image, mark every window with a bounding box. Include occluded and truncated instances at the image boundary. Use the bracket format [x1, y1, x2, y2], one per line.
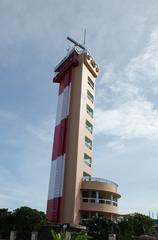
[82, 191, 96, 203]
[86, 104, 93, 118]
[88, 76, 94, 90]
[87, 90, 94, 103]
[83, 172, 91, 182]
[85, 120, 93, 133]
[84, 153, 92, 167]
[85, 136, 92, 150]
[91, 191, 96, 198]
[80, 212, 89, 224]
[113, 202, 118, 207]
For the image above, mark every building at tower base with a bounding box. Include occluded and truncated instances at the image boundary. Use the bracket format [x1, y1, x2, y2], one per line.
[46, 47, 121, 225]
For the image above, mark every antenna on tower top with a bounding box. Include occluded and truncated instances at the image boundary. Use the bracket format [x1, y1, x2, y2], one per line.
[67, 36, 86, 50]
[83, 29, 86, 46]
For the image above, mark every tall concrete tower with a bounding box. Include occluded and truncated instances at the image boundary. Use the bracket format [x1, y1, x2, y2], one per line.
[47, 44, 121, 225]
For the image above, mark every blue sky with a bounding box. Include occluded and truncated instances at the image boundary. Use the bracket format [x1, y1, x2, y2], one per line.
[1, 0, 158, 217]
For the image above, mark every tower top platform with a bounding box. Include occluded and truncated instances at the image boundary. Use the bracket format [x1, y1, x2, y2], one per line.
[53, 48, 99, 83]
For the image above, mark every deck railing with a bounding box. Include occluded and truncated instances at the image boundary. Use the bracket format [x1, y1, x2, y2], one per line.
[82, 176, 118, 187]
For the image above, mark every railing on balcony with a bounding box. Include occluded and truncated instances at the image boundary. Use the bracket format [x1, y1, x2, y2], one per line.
[82, 176, 118, 187]
[82, 197, 118, 206]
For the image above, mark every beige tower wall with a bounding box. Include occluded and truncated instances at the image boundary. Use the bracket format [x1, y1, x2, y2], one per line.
[52, 49, 120, 225]
[61, 53, 96, 224]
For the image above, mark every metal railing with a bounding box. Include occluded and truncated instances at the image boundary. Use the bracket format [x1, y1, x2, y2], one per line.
[82, 197, 118, 206]
[82, 176, 118, 187]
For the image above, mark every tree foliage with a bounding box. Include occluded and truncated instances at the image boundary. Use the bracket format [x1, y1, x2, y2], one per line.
[0, 206, 48, 240]
[85, 216, 115, 240]
[51, 229, 92, 240]
[117, 213, 154, 240]
[0, 208, 154, 240]
[84, 214, 154, 240]
[0, 208, 12, 238]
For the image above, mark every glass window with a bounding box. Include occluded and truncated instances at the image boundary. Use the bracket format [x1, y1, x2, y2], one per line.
[80, 213, 89, 224]
[84, 153, 92, 167]
[88, 76, 94, 90]
[113, 196, 117, 202]
[87, 90, 94, 103]
[82, 213, 88, 219]
[85, 120, 93, 133]
[91, 191, 96, 198]
[86, 104, 93, 118]
[85, 136, 92, 150]
[83, 172, 91, 178]
[82, 191, 89, 198]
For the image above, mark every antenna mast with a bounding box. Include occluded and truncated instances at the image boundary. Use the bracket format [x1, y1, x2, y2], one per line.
[67, 36, 86, 50]
[83, 28, 86, 46]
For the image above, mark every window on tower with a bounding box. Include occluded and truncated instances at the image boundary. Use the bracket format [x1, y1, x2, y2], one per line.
[83, 172, 91, 178]
[85, 119, 93, 133]
[86, 104, 93, 118]
[85, 136, 92, 150]
[84, 153, 92, 167]
[88, 76, 94, 90]
[87, 90, 94, 103]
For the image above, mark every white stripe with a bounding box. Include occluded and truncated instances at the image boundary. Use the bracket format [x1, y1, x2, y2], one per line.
[48, 155, 65, 200]
[55, 85, 71, 126]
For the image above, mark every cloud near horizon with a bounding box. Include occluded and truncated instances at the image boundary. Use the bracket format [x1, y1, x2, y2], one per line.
[95, 28, 158, 141]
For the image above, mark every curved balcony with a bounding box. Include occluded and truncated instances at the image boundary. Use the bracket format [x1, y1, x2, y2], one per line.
[80, 202, 118, 215]
[80, 177, 121, 217]
[81, 177, 121, 198]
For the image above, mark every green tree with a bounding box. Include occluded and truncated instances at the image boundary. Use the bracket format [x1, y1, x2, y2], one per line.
[85, 216, 115, 240]
[0, 208, 12, 238]
[51, 229, 92, 240]
[12, 206, 48, 240]
[117, 213, 154, 240]
[0, 207, 48, 240]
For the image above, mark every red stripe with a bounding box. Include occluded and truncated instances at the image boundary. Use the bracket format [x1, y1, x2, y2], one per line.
[53, 57, 78, 83]
[52, 118, 68, 160]
[59, 70, 71, 95]
[47, 197, 62, 223]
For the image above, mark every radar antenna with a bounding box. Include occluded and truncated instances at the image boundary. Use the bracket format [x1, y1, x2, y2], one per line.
[67, 36, 85, 50]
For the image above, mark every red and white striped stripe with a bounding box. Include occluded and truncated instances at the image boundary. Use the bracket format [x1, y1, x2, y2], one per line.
[47, 70, 71, 223]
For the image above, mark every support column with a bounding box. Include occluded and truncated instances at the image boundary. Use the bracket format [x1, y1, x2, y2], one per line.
[96, 191, 99, 203]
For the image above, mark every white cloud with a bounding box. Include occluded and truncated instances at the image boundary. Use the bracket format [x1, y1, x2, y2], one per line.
[95, 100, 158, 139]
[99, 67, 113, 85]
[126, 28, 158, 86]
[106, 140, 126, 152]
[95, 27, 158, 140]
[26, 118, 54, 143]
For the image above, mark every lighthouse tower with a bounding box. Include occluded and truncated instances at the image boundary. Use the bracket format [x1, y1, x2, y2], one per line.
[47, 40, 121, 225]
